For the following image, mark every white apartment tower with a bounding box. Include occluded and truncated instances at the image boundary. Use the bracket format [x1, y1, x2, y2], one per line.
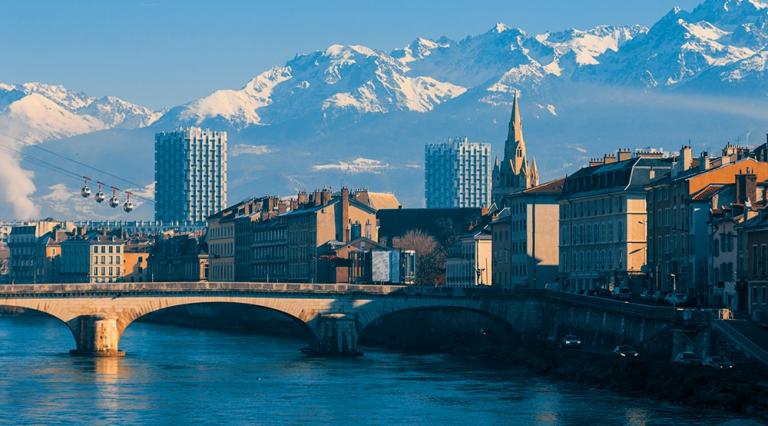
[425, 137, 492, 208]
[154, 128, 228, 224]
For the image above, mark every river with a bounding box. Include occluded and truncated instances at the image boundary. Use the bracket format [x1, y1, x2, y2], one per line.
[0, 314, 760, 425]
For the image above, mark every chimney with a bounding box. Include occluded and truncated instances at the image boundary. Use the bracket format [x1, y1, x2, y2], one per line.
[313, 190, 322, 206]
[603, 153, 617, 164]
[320, 188, 332, 205]
[341, 187, 350, 242]
[617, 148, 632, 162]
[680, 145, 692, 172]
[589, 158, 603, 167]
[297, 191, 308, 206]
[700, 151, 710, 171]
[353, 188, 370, 206]
[735, 169, 757, 205]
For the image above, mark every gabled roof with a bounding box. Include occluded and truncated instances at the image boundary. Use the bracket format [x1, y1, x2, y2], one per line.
[522, 177, 565, 194]
[319, 237, 387, 252]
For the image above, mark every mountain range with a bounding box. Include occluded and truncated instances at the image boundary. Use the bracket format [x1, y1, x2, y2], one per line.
[3, 0, 768, 219]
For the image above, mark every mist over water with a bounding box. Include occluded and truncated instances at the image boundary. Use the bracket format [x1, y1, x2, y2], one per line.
[0, 314, 759, 425]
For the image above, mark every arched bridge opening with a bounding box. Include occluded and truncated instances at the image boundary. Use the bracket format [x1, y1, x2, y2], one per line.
[0, 305, 77, 356]
[119, 302, 317, 354]
[357, 306, 521, 355]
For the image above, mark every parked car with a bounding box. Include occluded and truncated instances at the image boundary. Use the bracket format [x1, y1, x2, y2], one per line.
[674, 351, 703, 366]
[652, 291, 668, 303]
[640, 290, 655, 301]
[613, 345, 640, 358]
[704, 355, 734, 369]
[560, 334, 583, 349]
[612, 287, 631, 301]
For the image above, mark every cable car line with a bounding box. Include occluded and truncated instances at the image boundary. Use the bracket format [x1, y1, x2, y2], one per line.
[0, 141, 154, 212]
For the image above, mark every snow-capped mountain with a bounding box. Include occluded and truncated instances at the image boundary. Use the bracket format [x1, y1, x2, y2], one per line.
[578, 0, 768, 89]
[0, 82, 160, 143]
[158, 22, 646, 131]
[7, 0, 768, 220]
[158, 44, 467, 129]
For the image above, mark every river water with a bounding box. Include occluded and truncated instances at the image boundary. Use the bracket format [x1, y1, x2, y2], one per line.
[0, 314, 760, 425]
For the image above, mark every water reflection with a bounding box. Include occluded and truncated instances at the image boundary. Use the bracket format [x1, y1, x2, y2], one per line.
[0, 314, 761, 425]
[626, 407, 650, 426]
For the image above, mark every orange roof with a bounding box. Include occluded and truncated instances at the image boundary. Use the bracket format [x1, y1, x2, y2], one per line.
[366, 192, 401, 210]
[691, 184, 726, 201]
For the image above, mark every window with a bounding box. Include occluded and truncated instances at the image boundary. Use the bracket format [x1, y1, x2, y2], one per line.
[763, 245, 768, 277]
[753, 244, 759, 276]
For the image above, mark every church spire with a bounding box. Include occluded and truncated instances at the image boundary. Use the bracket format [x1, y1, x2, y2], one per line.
[504, 91, 526, 174]
[530, 157, 540, 187]
[493, 90, 537, 206]
[508, 90, 523, 145]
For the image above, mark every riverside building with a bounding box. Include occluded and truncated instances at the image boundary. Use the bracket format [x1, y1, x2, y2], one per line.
[559, 150, 673, 292]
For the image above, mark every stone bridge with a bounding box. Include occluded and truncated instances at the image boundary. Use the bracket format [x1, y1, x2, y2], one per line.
[0, 282, 722, 358]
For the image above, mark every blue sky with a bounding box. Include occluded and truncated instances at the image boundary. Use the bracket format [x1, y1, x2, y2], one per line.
[2, 0, 701, 109]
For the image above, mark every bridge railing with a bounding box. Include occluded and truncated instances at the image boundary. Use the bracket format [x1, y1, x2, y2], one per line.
[0, 282, 549, 297]
[0, 282, 409, 296]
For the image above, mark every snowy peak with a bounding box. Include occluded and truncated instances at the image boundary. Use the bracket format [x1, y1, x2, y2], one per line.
[170, 66, 294, 128]
[538, 25, 647, 66]
[579, 0, 768, 88]
[83, 96, 162, 128]
[0, 82, 160, 144]
[164, 43, 468, 128]
[1, 82, 160, 131]
[3, 92, 104, 142]
[391, 37, 452, 65]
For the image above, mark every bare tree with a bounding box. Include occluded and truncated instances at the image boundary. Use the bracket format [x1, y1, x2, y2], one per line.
[393, 229, 445, 285]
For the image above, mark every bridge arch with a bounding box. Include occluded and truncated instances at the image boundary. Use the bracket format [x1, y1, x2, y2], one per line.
[354, 298, 520, 334]
[350, 297, 542, 354]
[0, 301, 80, 352]
[117, 300, 317, 349]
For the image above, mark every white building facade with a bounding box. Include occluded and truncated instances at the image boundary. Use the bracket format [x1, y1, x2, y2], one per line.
[425, 137, 492, 208]
[90, 238, 124, 283]
[154, 127, 228, 224]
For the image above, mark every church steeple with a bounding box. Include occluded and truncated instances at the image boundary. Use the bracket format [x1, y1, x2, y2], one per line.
[493, 91, 539, 207]
[504, 91, 526, 174]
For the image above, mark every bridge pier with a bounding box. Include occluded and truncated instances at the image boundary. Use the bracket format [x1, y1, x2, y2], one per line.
[69, 315, 124, 357]
[309, 314, 360, 356]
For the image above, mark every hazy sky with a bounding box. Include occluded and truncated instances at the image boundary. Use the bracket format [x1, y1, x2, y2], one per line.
[2, 0, 702, 109]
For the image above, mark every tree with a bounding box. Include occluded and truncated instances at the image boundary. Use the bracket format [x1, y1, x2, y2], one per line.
[393, 229, 445, 285]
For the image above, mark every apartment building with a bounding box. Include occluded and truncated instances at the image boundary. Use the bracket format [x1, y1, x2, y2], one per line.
[559, 150, 673, 292]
